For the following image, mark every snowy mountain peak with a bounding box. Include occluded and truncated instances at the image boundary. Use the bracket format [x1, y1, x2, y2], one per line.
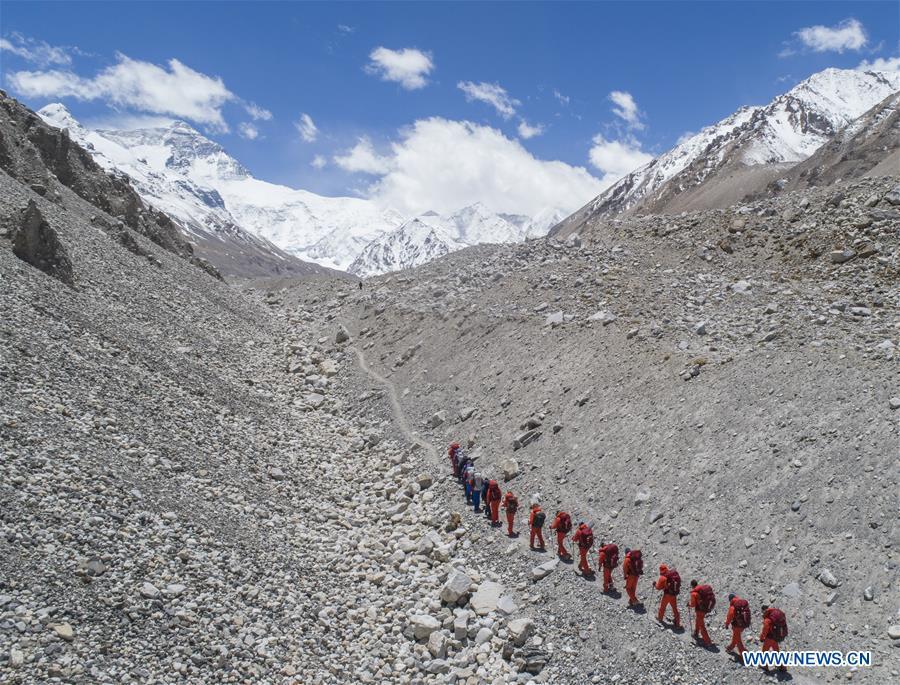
[38, 103, 84, 133]
[558, 67, 900, 225]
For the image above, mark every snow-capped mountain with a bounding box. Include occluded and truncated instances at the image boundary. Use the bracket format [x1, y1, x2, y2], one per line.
[39, 104, 568, 276]
[553, 68, 900, 234]
[38, 105, 404, 272]
[348, 203, 564, 276]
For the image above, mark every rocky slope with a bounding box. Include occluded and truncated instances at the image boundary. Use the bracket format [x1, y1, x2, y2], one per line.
[1, 91, 561, 684]
[314, 174, 900, 684]
[553, 68, 899, 236]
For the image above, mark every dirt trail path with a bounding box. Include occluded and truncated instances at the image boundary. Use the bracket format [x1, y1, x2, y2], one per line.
[350, 344, 441, 468]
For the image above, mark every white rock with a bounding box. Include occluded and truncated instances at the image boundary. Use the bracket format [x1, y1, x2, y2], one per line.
[530, 559, 558, 581]
[441, 570, 472, 604]
[508, 618, 535, 647]
[411, 614, 441, 640]
[470, 581, 505, 615]
[427, 630, 448, 658]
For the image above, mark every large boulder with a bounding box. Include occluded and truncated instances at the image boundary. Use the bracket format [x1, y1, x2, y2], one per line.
[11, 200, 74, 286]
[500, 458, 519, 480]
[334, 325, 351, 344]
[508, 618, 535, 647]
[530, 559, 558, 582]
[426, 410, 447, 428]
[410, 614, 441, 640]
[470, 581, 504, 615]
[440, 570, 472, 604]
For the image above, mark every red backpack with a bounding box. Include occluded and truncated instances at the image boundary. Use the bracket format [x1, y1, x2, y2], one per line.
[627, 550, 644, 576]
[731, 598, 751, 629]
[766, 608, 788, 642]
[664, 569, 681, 595]
[601, 544, 619, 568]
[557, 512, 572, 533]
[578, 526, 594, 549]
[488, 480, 501, 501]
[695, 584, 715, 613]
[505, 494, 519, 513]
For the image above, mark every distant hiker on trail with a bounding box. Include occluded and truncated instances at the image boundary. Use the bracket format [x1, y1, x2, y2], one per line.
[471, 472, 484, 512]
[549, 510, 572, 559]
[358, 281, 363, 290]
[688, 579, 715, 646]
[598, 542, 619, 593]
[528, 504, 546, 550]
[572, 522, 594, 576]
[622, 548, 643, 606]
[724, 593, 751, 656]
[463, 463, 474, 503]
[481, 478, 491, 519]
[655, 564, 682, 628]
[502, 490, 518, 536]
[448, 442, 460, 477]
[759, 605, 788, 672]
[487, 479, 502, 525]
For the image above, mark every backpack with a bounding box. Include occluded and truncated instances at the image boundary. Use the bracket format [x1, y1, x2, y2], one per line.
[766, 608, 788, 642]
[627, 550, 644, 576]
[664, 569, 681, 595]
[533, 511, 546, 528]
[488, 481, 501, 500]
[695, 584, 715, 613]
[578, 526, 594, 549]
[557, 512, 572, 533]
[731, 598, 751, 629]
[505, 494, 519, 513]
[601, 544, 619, 568]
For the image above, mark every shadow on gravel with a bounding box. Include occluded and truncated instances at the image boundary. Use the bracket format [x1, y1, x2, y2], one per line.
[578, 573, 597, 582]
[603, 589, 622, 600]
[628, 603, 647, 615]
[559, 556, 574, 565]
[694, 642, 721, 654]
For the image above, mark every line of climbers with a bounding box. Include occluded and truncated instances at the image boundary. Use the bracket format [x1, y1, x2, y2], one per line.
[448, 442, 790, 673]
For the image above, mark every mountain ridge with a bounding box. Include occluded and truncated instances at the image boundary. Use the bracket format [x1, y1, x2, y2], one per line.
[551, 67, 900, 237]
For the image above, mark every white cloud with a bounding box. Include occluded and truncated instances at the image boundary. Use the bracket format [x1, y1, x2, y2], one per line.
[337, 24, 355, 34]
[333, 136, 392, 174]
[8, 53, 235, 130]
[0, 34, 72, 66]
[365, 47, 433, 90]
[457, 81, 519, 119]
[238, 122, 259, 140]
[675, 130, 696, 146]
[553, 89, 570, 106]
[311, 155, 327, 169]
[295, 113, 318, 142]
[517, 120, 545, 139]
[609, 90, 644, 129]
[244, 102, 272, 121]
[588, 134, 653, 189]
[857, 56, 900, 73]
[343, 117, 602, 216]
[795, 18, 867, 53]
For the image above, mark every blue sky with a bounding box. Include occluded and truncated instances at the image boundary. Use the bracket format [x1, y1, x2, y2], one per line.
[1, 1, 897, 213]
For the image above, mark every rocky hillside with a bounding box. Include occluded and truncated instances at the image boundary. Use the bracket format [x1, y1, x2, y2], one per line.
[0, 90, 562, 683]
[553, 68, 899, 236]
[313, 175, 900, 684]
